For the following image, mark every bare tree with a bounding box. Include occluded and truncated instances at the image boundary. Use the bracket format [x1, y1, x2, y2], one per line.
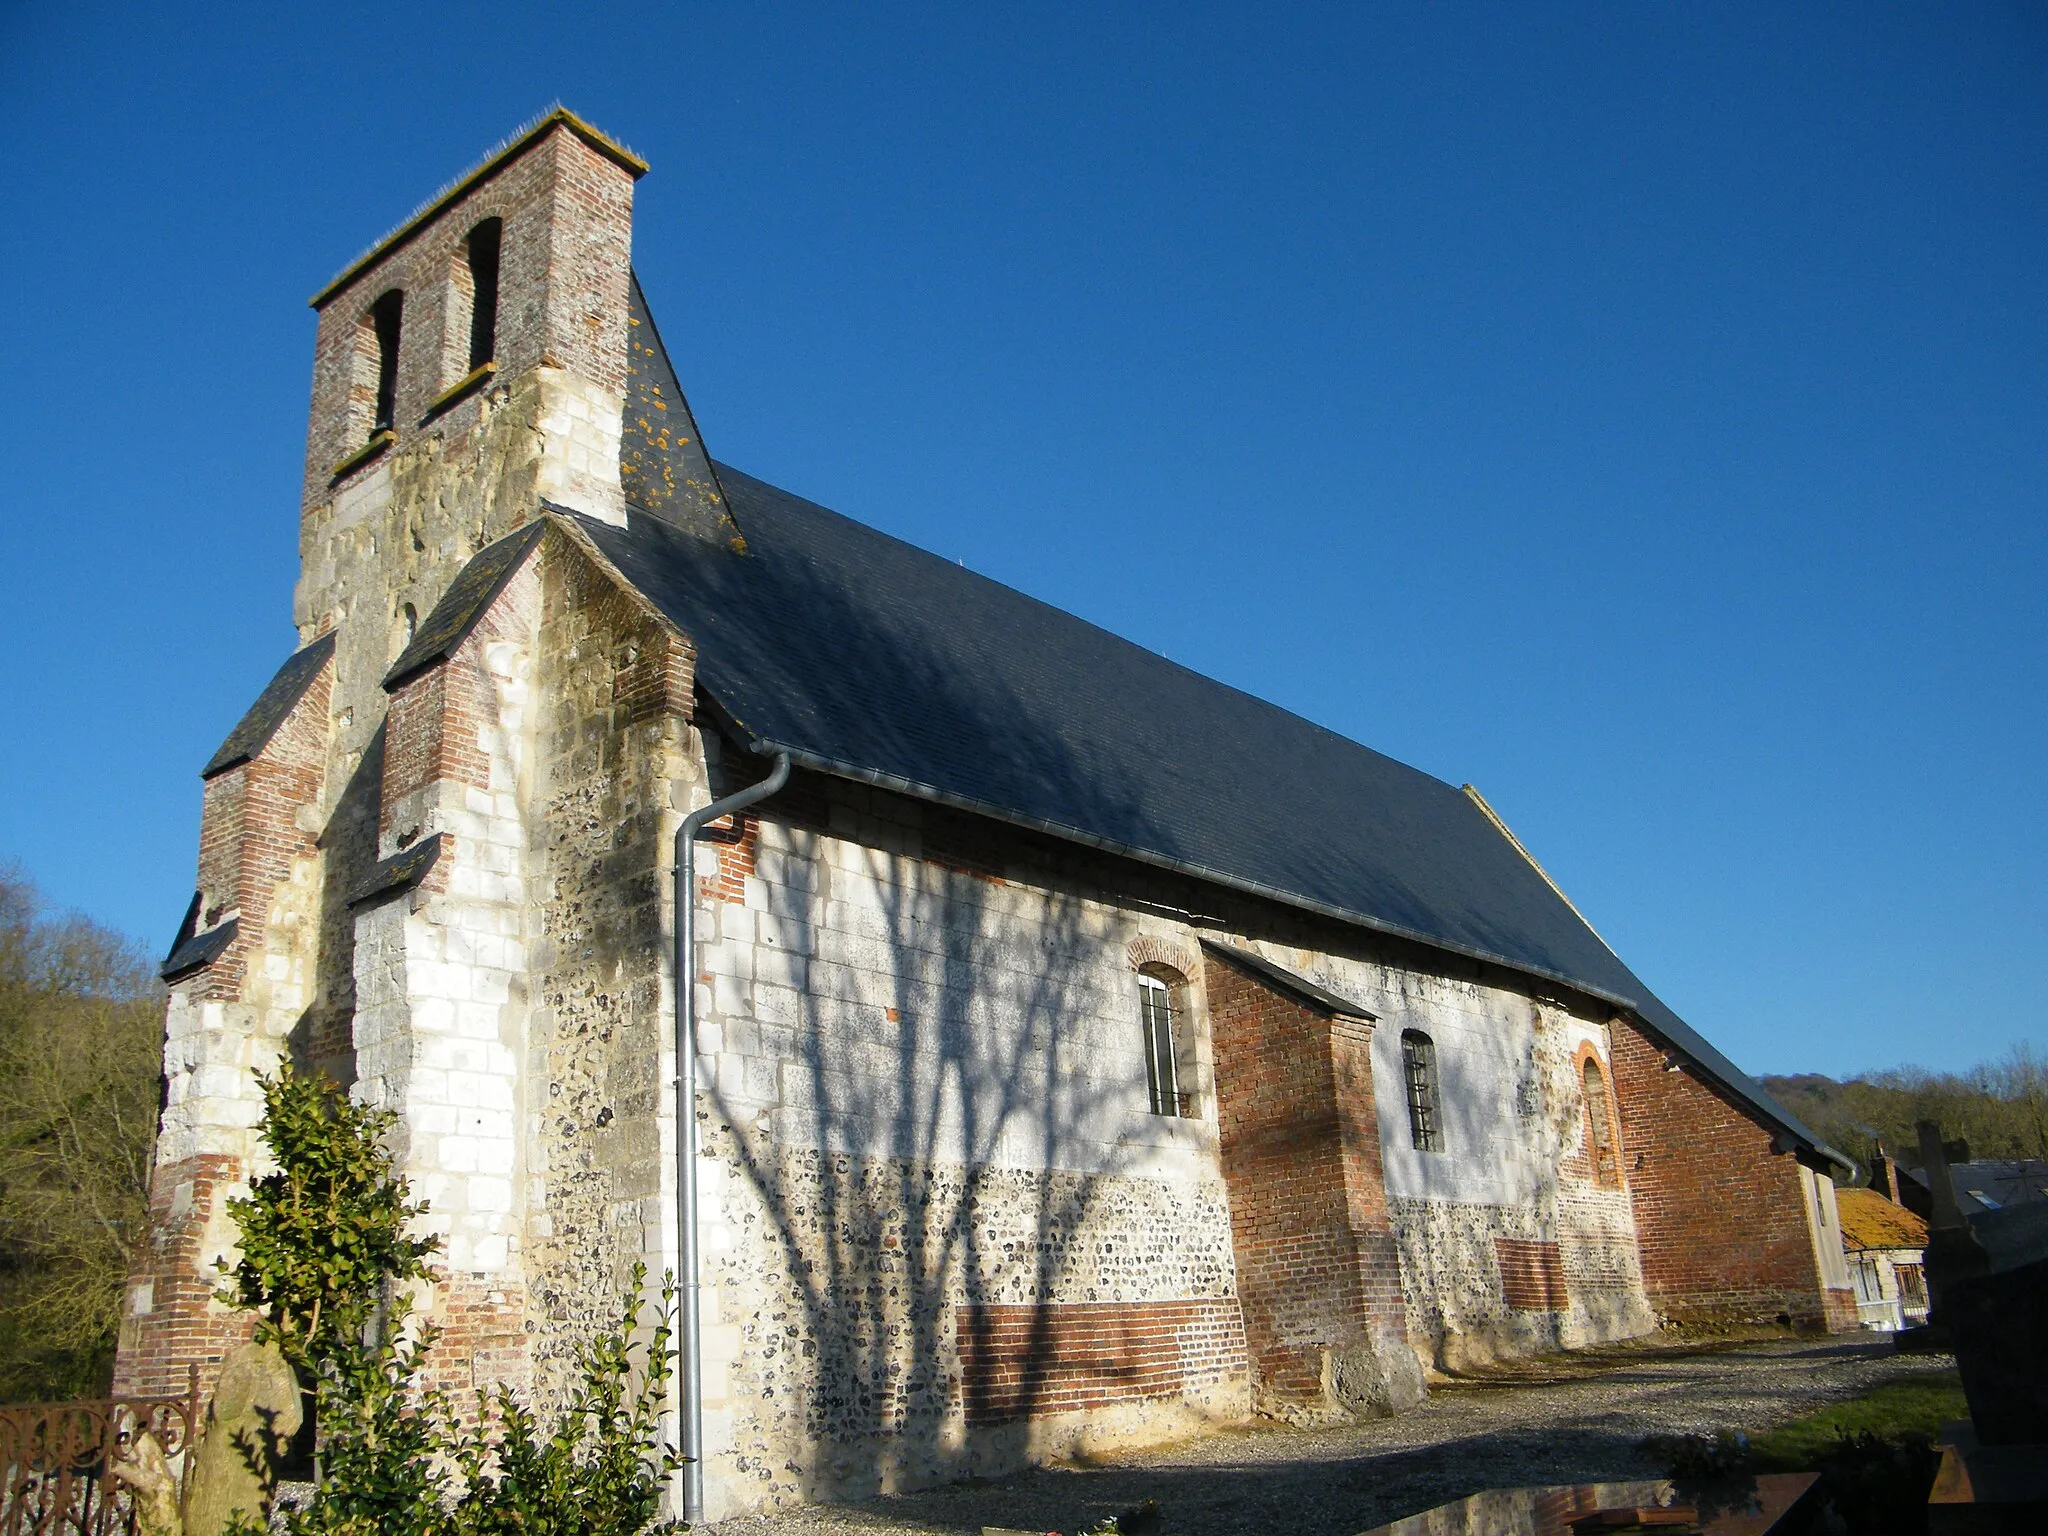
[1766, 1039, 2048, 1181]
[0, 868, 162, 1400]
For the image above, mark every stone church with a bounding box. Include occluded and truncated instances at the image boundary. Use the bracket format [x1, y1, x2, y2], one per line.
[116, 110, 1857, 1518]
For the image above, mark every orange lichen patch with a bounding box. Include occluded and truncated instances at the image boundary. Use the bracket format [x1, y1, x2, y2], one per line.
[1837, 1186, 1928, 1251]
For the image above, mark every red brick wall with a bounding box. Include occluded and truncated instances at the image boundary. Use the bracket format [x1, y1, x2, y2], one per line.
[118, 657, 333, 1397]
[1204, 955, 1407, 1404]
[701, 814, 759, 904]
[112, 1154, 257, 1398]
[382, 660, 492, 825]
[955, 1301, 1246, 1425]
[185, 659, 333, 999]
[1494, 1238, 1568, 1311]
[420, 1280, 532, 1409]
[306, 118, 639, 504]
[1609, 1017, 1828, 1325]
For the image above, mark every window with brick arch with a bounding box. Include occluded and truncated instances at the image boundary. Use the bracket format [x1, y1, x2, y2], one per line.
[1401, 1029, 1443, 1152]
[353, 289, 404, 439]
[1137, 970, 1189, 1117]
[1582, 1056, 1623, 1188]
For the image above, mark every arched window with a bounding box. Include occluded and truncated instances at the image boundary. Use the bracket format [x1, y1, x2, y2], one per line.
[1401, 1029, 1443, 1152]
[1138, 971, 1186, 1117]
[361, 289, 404, 436]
[464, 218, 502, 371]
[1582, 1057, 1622, 1188]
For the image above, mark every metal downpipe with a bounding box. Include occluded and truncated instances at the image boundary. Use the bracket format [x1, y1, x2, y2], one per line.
[672, 750, 790, 1524]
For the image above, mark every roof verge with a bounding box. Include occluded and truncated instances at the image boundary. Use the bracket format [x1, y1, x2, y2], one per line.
[203, 631, 337, 779]
[383, 520, 547, 692]
[1199, 940, 1378, 1020]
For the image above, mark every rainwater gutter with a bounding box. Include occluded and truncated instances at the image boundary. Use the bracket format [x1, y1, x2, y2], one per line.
[672, 750, 789, 1525]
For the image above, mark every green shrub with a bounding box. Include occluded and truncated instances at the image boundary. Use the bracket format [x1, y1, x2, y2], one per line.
[223, 1064, 681, 1536]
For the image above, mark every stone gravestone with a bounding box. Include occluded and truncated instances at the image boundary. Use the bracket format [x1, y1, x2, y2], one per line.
[1916, 1122, 2048, 1534]
[183, 1340, 303, 1536]
[109, 1427, 183, 1536]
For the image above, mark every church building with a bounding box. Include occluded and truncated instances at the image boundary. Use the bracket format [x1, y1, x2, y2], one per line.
[115, 110, 1857, 1518]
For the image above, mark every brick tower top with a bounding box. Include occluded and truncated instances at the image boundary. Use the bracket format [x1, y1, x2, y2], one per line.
[295, 108, 646, 647]
[302, 108, 644, 514]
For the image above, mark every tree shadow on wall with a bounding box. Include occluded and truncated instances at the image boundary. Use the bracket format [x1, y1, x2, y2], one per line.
[689, 546, 1216, 1505]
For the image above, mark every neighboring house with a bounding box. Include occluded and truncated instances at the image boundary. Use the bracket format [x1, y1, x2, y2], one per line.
[1835, 1186, 1929, 1332]
[1898, 1159, 2048, 1222]
[112, 111, 1858, 1517]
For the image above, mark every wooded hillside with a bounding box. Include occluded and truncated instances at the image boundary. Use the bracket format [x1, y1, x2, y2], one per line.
[0, 870, 163, 1401]
[1763, 1047, 2048, 1182]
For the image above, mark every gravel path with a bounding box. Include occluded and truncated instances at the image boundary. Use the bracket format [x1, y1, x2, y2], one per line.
[702, 1335, 1952, 1536]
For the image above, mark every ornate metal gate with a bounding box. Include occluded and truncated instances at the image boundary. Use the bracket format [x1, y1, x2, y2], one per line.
[0, 1369, 203, 1536]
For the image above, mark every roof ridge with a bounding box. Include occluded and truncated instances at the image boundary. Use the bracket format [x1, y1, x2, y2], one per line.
[705, 461, 1469, 798]
[1460, 784, 1614, 951]
[311, 107, 647, 307]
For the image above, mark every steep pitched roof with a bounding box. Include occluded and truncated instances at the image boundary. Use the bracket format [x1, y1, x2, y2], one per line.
[1201, 940, 1378, 1020]
[384, 520, 546, 691]
[1836, 1186, 1928, 1252]
[521, 283, 1838, 1168]
[569, 467, 1833, 1166]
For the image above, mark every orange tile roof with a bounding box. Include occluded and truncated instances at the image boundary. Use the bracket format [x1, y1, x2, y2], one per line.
[1838, 1185, 1928, 1252]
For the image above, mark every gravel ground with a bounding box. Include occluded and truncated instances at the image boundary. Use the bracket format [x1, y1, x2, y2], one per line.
[701, 1334, 1952, 1536]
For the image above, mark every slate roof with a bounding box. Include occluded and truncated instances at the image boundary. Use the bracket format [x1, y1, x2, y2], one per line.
[349, 833, 446, 908]
[1201, 940, 1378, 1021]
[161, 918, 238, 982]
[1902, 1160, 2048, 1218]
[568, 461, 1839, 1167]
[203, 630, 336, 778]
[385, 519, 547, 691]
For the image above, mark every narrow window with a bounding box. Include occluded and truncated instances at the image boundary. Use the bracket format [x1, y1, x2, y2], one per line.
[369, 290, 404, 434]
[1139, 973, 1183, 1116]
[1897, 1263, 1927, 1309]
[1582, 1057, 1622, 1188]
[465, 218, 502, 371]
[1401, 1029, 1442, 1152]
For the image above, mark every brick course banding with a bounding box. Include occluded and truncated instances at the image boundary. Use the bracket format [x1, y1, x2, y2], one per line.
[957, 1301, 1248, 1425]
[1494, 1238, 1569, 1312]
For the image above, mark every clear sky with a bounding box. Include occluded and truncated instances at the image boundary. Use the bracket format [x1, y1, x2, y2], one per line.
[0, 3, 2041, 1080]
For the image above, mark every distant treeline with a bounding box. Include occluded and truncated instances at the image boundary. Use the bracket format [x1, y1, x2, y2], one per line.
[0, 869, 163, 1402]
[1763, 1046, 2048, 1185]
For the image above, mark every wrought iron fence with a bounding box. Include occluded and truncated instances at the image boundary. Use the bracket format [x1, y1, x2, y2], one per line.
[0, 1369, 202, 1536]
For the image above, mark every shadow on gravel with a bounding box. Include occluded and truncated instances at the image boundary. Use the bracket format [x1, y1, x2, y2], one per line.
[1429, 1336, 1892, 1387]
[771, 1425, 1662, 1536]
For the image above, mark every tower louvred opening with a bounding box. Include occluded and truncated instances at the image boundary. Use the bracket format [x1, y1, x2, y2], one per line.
[465, 218, 501, 371]
[367, 289, 403, 434]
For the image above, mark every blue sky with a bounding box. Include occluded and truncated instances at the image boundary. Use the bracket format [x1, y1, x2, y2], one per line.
[0, 3, 2041, 1079]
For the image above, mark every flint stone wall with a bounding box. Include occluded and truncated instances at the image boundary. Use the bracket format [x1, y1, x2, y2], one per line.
[684, 779, 1247, 1514]
[676, 770, 1658, 1513]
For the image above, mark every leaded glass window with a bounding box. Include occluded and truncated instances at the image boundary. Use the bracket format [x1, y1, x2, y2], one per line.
[1139, 973, 1183, 1116]
[1401, 1029, 1442, 1152]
